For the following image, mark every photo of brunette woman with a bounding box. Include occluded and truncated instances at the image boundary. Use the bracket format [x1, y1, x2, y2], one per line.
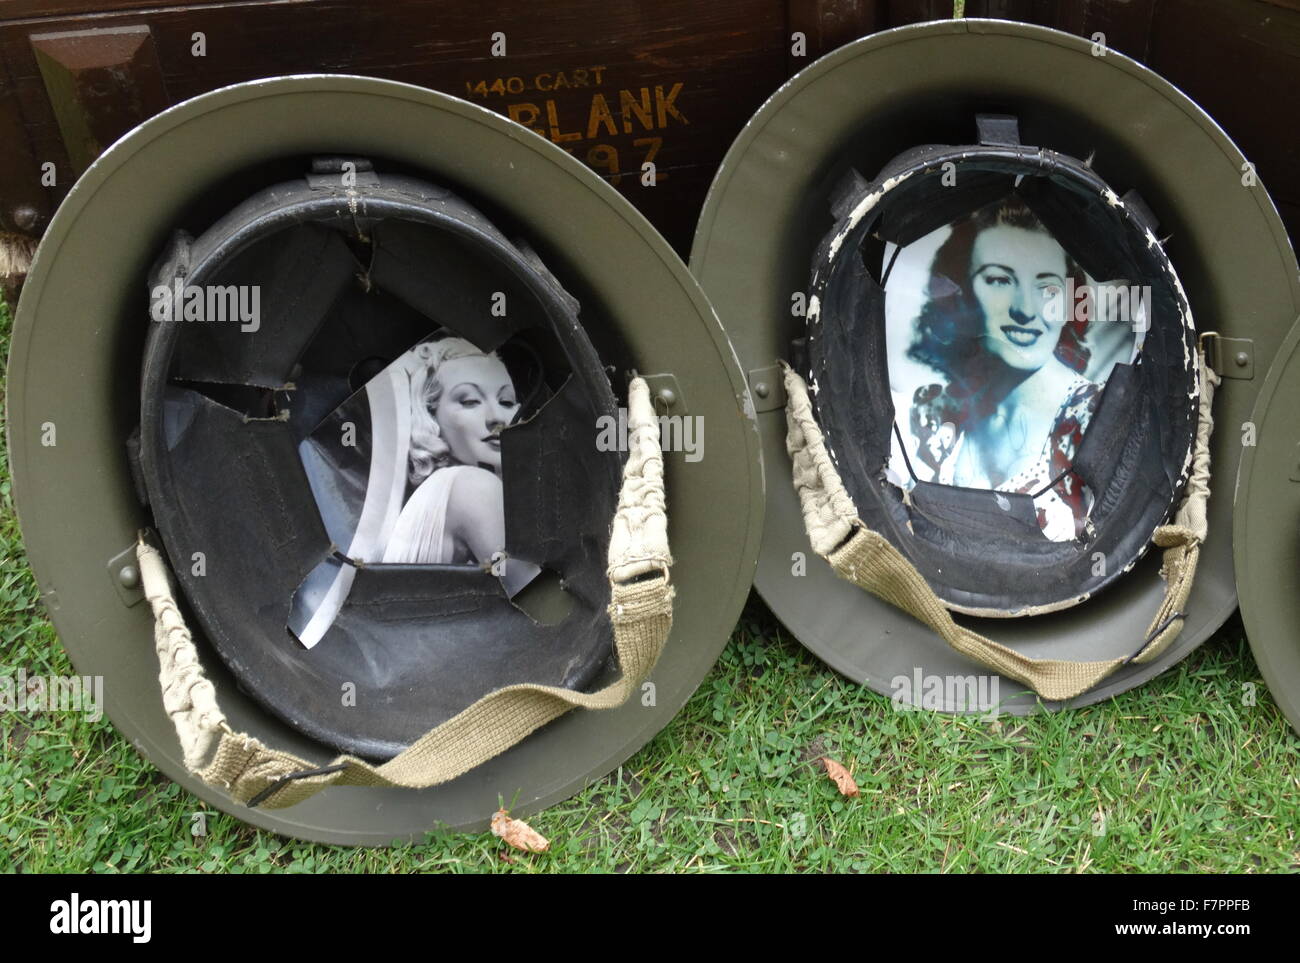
[884, 196, 1111, 541]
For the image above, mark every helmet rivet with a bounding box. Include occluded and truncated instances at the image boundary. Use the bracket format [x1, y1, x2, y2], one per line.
[1234, 351, 1249, 368]
[12, 205, 40, 231]
[656, 388, 676, 408]
[754, 382, 770, 399]
[118, 564, 141, 590]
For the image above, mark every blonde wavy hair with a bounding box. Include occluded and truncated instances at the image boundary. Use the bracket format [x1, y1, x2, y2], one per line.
[405, 336, 503, 487]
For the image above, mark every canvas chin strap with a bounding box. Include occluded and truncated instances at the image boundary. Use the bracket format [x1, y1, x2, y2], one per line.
[137, 376, 674, 810]
[782, 349, 1220, 703]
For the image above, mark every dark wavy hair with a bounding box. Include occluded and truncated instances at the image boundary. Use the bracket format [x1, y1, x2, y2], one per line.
[906, 196, 1090, 386]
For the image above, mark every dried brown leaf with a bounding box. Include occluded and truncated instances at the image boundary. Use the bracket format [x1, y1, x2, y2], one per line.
[821, 757, 860, 797]
[490, 808, 550, 852]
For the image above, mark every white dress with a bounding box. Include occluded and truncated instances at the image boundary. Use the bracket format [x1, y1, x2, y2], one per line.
[381, 466, 476, 564]
[897, 375, 1103, 543]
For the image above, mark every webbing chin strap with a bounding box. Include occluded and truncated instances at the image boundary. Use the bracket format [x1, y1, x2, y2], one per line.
[138, 376, 673, 810]
[782, 351, 1220, 703]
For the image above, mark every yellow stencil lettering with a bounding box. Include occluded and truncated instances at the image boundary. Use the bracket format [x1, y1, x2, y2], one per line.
[587, 92, 619, 139]
[654, 83, 687, 127]
[508, 102, 544, 136]
[546, 100, 582, 143]
[587, 144, 621, 186]
[619, 87, 654, 134]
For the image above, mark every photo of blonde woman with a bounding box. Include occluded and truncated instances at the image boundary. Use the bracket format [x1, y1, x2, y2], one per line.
[290, 333, 538, 649]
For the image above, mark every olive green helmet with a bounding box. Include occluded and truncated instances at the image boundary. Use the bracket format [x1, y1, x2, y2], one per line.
[691, 19, 1300, 713]
[8, 76, 764, 843]
[1235, 314, 1300, 735]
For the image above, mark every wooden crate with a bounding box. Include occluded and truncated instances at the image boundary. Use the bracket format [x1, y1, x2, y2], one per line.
[0, 0, 951, 264]
[1, 0, 1295, 273]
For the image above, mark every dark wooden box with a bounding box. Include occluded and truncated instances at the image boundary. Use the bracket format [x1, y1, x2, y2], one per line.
[0, 0, 1295, 274]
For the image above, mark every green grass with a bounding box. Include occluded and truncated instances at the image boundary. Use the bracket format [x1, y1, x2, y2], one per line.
[2, 294, 1297, 874]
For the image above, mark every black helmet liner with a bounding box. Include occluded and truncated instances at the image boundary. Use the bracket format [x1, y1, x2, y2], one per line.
[800, 116, 1200, 617]
[137, 162, 627, 761]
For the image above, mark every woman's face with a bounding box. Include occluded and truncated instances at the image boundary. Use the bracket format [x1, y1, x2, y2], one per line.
[432, 355, 518, 472]
[969, 225, 1069, 372]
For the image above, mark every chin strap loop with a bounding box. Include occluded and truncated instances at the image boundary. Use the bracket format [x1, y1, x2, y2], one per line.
[139, 376, 673, 809]
[782, 348, 1219, 703]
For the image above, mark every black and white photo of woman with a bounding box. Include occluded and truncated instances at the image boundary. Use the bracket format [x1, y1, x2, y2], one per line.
[382, 336, 537, 586]
[291, 332, 538, 649]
